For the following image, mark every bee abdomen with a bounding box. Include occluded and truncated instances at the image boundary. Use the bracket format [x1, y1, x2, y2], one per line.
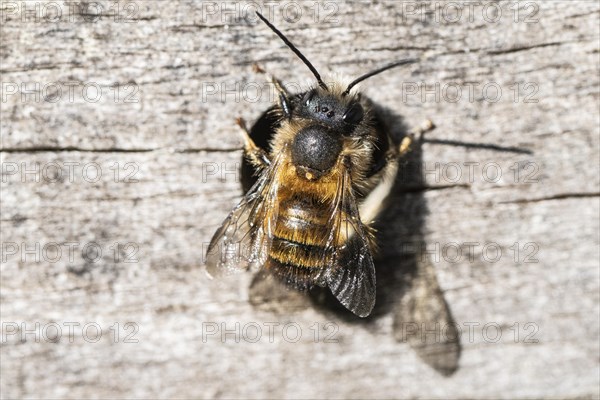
[266, 197, 332, 289]
[270, 237, 330, 268]
[273, 198, 331, 246]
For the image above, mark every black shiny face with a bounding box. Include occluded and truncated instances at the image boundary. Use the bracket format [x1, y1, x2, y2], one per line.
[295, 90, 365, 135]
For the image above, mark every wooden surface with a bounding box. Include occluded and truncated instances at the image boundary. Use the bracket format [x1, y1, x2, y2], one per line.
[1, 1, 599, 399]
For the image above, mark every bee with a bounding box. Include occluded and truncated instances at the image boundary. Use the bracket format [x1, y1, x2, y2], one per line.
[205, 12, 429, 317]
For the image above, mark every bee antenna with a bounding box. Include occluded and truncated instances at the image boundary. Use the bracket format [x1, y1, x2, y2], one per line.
[342, 59, 418, 96]
[256, 12, 328, 91]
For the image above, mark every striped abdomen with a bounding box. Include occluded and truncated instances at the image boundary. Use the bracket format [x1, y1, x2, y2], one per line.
[266, 194, 333, 290]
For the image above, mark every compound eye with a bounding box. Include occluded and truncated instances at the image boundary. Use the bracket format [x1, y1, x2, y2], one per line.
[342, 102, 364, 126]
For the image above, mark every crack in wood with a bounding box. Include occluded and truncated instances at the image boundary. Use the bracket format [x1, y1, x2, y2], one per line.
[487, 41, 565, 55]
[398, 183, 471, 193]
[0, 147, 241, 154]
[422, 139, 533, 154]
[500, 192, 600, 204]
[0, 147, 157, 153]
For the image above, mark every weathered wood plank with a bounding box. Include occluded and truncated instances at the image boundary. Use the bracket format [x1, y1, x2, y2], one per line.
[1, 1, 599, 399]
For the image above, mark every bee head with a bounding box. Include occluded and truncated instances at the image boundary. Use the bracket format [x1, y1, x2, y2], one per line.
[289, 84, 367, 179]
[296, 87, 365, 134]
[256, 11, 418, 180]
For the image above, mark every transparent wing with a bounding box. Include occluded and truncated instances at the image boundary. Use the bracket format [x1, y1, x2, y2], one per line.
[204, 152, 283, 278]
[319, 166, 377, 318]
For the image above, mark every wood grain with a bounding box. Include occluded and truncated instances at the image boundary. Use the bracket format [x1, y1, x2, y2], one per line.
[1, 1, 599, 398]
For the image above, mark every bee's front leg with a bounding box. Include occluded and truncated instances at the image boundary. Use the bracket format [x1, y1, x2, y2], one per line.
[236, 117, 271, 169]
[270, 77, 292, 118]
[253, 63, 292, 119]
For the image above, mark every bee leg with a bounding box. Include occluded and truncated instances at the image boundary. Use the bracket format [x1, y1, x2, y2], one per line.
[398, 119, 436, 157]
[252, 63, 292, 119]
[412, 119, 435, 140]
[412, 118, 435, 137]
[361, 119, 436, 225]
[272, 78, 292, 119]
[398, 135, 412, 157]
[251, 62, 266, 74]
[236, 117, 271, 168]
